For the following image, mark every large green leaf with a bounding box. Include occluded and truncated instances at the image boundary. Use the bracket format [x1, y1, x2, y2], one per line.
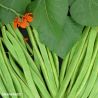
[27, 0, 83, 58]
[0, 0, 31, 24]
[70, 0, 98, 26]
[55, 16, 83, 58]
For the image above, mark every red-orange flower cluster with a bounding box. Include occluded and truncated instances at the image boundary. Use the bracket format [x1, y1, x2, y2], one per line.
[14, 13, 33, 29]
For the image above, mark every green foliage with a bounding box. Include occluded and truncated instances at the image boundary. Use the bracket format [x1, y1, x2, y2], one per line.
[0, 0, 31, 23]
[0, 0, 98, 58]
[27, 0, 83, 58]
[70, 0, 98, 26]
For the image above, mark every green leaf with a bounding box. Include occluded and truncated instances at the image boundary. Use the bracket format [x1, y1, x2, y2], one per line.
[26, 0, 39, 12]
[34, 16, 83, 58]
[0, 0, 31, 24]
[68, 0, 75, 6]
[27, 0, 83, 58]
[28, 0, 68, 30]
[70, 0, 98, 26]
[55, 17, 83, 58]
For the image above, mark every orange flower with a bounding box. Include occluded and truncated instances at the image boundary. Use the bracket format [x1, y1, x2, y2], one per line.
[23, 13, 33, 22]
[14, 17, 20, 28]
[19, 19, 28, 29]
[13, 13, 33, 29]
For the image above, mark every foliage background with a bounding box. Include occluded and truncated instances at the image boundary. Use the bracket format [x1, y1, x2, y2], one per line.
[0, 0, 98, 58]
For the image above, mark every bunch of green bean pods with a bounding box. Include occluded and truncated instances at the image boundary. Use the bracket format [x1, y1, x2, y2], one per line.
[0, 24, 98, 98]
